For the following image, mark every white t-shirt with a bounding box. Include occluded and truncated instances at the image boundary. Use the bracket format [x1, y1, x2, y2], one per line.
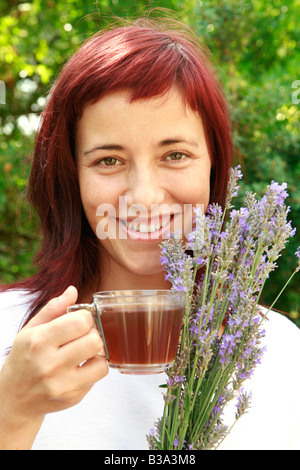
[0, 289, 299, 450]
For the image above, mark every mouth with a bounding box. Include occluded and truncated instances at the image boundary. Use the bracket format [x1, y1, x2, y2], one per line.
[118, 214, 175, 239]
[121, 215, 172, 233]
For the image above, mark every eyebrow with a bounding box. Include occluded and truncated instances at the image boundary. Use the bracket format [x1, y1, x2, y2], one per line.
[84, 137, 200, 155]
[84, 144, 124, 155]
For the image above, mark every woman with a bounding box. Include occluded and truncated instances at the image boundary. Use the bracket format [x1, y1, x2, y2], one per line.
[0, 17, 299, 450]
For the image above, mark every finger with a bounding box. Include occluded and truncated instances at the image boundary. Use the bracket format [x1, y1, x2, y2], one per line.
[40, 308, 95, 348]
[58, 327, 105, 366]
[25, 286, 78, 329]
[39, 357, 108, 410]
[74, 355, 109, 389]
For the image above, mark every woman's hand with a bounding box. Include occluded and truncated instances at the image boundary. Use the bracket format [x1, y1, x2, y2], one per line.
[0, 286, 108, 449]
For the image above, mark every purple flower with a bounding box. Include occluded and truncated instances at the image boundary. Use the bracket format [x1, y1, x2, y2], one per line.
[154, 169, 298, 451]
[212, 405, 222, 415]
[160, 255, 168, 265]
[295, 247, 300, 272]
[218, 333, 237, 365]
[230, 207, 249, 231]
[173, 284, 187, 292]
[173, 276, 185, 291]
[235, 389, 252, 418]
[177, 259, 184, 272]
[189, 323, 199, 336]
[269, 181, 289, 205]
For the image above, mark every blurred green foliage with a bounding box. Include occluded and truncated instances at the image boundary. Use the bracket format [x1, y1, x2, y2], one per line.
[0, 0, 299, 326]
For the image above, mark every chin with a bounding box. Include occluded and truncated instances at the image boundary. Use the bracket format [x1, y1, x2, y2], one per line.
[125, 260, 164, 277]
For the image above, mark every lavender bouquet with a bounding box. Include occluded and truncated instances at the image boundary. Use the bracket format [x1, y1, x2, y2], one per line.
[147, 166, 300, 450]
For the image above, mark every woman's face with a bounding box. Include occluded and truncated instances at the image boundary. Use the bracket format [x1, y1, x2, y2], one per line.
[76, 87, 211, 285]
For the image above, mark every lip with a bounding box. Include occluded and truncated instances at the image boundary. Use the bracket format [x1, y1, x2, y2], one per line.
[117, 214, 176, 241]
[118, 213, 171, 224]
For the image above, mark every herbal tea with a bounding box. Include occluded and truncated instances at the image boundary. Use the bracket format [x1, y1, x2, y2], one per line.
[99, 303, 184, 374]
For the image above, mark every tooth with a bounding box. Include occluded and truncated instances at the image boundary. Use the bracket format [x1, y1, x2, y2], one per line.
[139, 223, 148, 233]
[161, 217, 170, 228]
[127, 221, 139, 231]
[125, 219, 172, 233]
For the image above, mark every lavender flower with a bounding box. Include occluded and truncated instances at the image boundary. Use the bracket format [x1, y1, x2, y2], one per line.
[224, 164, 243, 210]
[149, 167, 299, 451]
[295, 247, 300, 272]
[235, 388, 252, 420]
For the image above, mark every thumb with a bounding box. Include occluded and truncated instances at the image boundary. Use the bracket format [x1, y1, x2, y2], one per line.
[24, 286, 78, 329]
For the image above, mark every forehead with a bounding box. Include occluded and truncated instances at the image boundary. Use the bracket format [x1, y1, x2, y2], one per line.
[76, 87, 203, 145]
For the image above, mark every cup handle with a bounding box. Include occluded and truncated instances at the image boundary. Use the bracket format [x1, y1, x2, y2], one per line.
[67, 303, 109, 359]
[67, 303, 95, 315]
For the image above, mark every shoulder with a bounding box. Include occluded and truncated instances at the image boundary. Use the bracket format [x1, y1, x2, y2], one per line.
[258, 307, 300, 376]
[0, 289, 35, 362]
[220, 309, 300, 450]
[260, 307, 300, 354]
[0, 288, 34, 318]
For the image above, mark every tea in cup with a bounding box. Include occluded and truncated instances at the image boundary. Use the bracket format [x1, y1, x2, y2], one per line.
[67, 289, 186, 374]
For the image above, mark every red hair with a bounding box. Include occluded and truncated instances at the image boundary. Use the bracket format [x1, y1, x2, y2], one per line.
[1, 17, 235, 324]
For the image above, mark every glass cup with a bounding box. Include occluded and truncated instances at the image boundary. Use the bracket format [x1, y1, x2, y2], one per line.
[67, 289, 186, 374]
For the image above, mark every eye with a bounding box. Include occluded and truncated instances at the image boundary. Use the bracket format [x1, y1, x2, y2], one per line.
[165, 152, 188, 162]
[97, 157, 122, 167]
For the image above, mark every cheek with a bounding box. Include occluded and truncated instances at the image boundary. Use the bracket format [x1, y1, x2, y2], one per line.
[78, 174, 100, 232]
[176, 174, 210, 207]
[78, 172, 124, 238]
[79, 177, 97, 214]
[79, 173, 117, 211]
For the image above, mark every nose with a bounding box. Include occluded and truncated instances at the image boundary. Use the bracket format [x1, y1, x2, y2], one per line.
[123, 164, 165, 211]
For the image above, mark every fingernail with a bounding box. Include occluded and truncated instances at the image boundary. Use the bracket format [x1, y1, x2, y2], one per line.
[61, 286, 72, 298]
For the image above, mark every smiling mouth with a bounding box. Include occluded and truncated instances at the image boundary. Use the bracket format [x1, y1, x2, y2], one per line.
[119, 214, 174, 234]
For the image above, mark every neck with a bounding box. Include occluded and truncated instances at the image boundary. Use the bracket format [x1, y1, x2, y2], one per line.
[100, 275, 171, 292]
[98, 266, 171, 292]
[79, 253, 172, 302]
